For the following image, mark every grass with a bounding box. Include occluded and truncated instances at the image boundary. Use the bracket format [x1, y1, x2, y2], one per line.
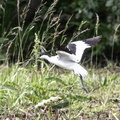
[0, 64, 120, 119]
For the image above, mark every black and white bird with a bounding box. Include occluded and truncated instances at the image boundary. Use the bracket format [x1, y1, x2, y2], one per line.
[40, 36, 102, 92]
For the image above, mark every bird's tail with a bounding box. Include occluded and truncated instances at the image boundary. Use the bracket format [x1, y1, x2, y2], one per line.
[73, 64, 88, 77]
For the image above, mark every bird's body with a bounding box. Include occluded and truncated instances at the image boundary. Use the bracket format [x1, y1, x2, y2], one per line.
[43, 54, 88, 76]
[40, 36, 102, 92]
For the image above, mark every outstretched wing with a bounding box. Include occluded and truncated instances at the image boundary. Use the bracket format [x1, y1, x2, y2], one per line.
[66, 36, 102, 62]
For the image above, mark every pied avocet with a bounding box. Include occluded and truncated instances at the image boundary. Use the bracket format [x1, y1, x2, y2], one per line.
[40, 36, 102, 92]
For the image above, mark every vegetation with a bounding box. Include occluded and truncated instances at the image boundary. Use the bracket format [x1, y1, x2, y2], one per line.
[0, 65, 120, 119]
[0, 0, 120, 119]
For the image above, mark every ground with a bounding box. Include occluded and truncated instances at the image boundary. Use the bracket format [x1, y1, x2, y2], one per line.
[0, 64, 120, 120]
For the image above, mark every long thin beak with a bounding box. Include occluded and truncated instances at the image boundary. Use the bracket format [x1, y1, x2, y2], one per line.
[25, 57, 41, 66]
[79, 75, 89, 93]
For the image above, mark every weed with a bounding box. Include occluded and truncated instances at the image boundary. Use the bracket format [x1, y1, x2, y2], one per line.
[0, 65, 120, 119]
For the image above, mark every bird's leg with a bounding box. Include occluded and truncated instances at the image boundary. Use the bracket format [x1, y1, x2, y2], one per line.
[79, 75, 89, 93]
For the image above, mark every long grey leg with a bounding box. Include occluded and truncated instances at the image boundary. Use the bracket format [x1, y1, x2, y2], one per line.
[79, 75, 89, 93]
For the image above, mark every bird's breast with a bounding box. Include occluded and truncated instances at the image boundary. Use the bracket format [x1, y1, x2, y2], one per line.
[54, 60, 75, 71]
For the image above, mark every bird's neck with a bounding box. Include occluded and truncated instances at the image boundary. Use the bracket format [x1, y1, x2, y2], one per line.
[44, 55, 58, 64]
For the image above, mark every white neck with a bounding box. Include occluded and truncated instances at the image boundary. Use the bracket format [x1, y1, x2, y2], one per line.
[40, 55, 58, 64]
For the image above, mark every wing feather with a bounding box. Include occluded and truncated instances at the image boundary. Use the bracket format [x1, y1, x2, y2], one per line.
[56, 51, 79, 62]
[67, 36, 102, 62]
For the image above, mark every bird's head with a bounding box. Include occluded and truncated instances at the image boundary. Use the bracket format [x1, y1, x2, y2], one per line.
[39, 53, 51, 61]
[39, 55, 49, 60]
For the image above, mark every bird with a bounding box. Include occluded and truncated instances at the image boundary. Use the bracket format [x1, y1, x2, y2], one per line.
[39, 36, 102, 93]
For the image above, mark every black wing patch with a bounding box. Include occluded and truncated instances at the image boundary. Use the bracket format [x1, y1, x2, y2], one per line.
[83, 36, 102, 46]
[57, 43, 76, 55]
[67, 43, 76, 55]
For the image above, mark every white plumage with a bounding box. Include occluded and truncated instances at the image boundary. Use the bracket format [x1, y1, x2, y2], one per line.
[40, 36, 102, 92]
